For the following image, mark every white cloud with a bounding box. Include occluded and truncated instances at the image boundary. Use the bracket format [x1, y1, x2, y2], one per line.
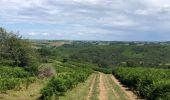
[1, 0, 170, 40]
[42, 32, 49, 36]
[135, 10, 149, 15]
[28, 32, 49, 36]
[28, 32, 37, 36]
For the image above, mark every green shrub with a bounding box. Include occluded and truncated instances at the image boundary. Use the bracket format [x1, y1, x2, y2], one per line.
[0, 66, 31, 78]
[149, 80, 170, 100]
[0, 66, 36, 92]
[41, 69, 92, 99]
[113, 67, 170, 99]
[93, 67, 112, 74]
[0, 78, 21, 91]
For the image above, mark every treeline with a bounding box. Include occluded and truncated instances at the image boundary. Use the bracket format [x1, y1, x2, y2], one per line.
[113, 67, 170, 99]
[48, 43, 170, 68]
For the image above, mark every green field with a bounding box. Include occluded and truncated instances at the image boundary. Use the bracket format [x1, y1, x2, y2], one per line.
[0, 28, 170, 100]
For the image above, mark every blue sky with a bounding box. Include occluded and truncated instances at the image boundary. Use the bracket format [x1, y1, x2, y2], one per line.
[1, 0, 170, 41]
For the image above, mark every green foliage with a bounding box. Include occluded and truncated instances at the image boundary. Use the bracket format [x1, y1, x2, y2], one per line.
[0, 66, 31, 78]
[49, 42, 170, 68]
[38, 46, 56, 63]
[0, 27, 39, 71]
[150, 79, 170, 100]
[0, 66, 36, 92]
[41, 70, 92, 99]
[0, 78, 21, 91]
[113, 67, 170, 99]
[93, 67, 112, 74]
[53, 61, 94, 73]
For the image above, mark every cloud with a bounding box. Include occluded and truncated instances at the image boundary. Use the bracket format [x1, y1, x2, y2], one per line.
[28, 32, 37, 36]
[28, 32, 49, 36]
[1, 0, 170, 40]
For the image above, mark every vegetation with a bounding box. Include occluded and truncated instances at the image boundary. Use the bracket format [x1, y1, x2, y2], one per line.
[40, 62, 92, 100]
[93, 67, 112, 74]
[113, 67, 170, 99]
[0, 28, 39, 73]
[0, 66, 36, 92]
[1, 27, 170, 99]
[37, 41, 170, 69]
[59, 73, 96, 100]
[0, 28, 94, 99]
[0, 28, 39, 92]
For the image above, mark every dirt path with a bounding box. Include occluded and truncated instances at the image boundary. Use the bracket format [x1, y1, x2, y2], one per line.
[110, 75, 140, 100]
[99, 72, 108, 100]
[86, 74, 96, 100]
[59, 72, 142, 100]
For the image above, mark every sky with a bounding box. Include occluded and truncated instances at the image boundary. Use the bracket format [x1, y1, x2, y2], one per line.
[1, 0, 170, 41]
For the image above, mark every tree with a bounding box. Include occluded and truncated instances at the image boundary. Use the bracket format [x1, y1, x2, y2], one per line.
[0, 27, 39, 70]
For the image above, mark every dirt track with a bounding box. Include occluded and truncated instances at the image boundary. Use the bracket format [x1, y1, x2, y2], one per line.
[97, 72, 140, 100]
[54, 72, 142, 100]
[99, 72, 108, 100]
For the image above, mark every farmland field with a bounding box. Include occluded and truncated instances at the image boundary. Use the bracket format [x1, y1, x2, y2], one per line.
[113, 67, 170, 100]
[1, 59, 169, 100]
[1, 28, 170, 100]
[0, 72, 139, 100]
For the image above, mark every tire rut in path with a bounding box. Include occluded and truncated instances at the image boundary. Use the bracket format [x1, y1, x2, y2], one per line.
[99, 72, 108, 100]
[86, 74, 96, 100]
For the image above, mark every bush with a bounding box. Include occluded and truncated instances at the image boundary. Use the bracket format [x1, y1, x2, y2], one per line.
[0, 78, 21, 91]
[112, 67, 170, 99]
[93, 67, 112, 74]
[0, 66, 36, 92]
[149, 80, 170, 100]
[0, 66, 31, 78]
[41, 69, 92, 99]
